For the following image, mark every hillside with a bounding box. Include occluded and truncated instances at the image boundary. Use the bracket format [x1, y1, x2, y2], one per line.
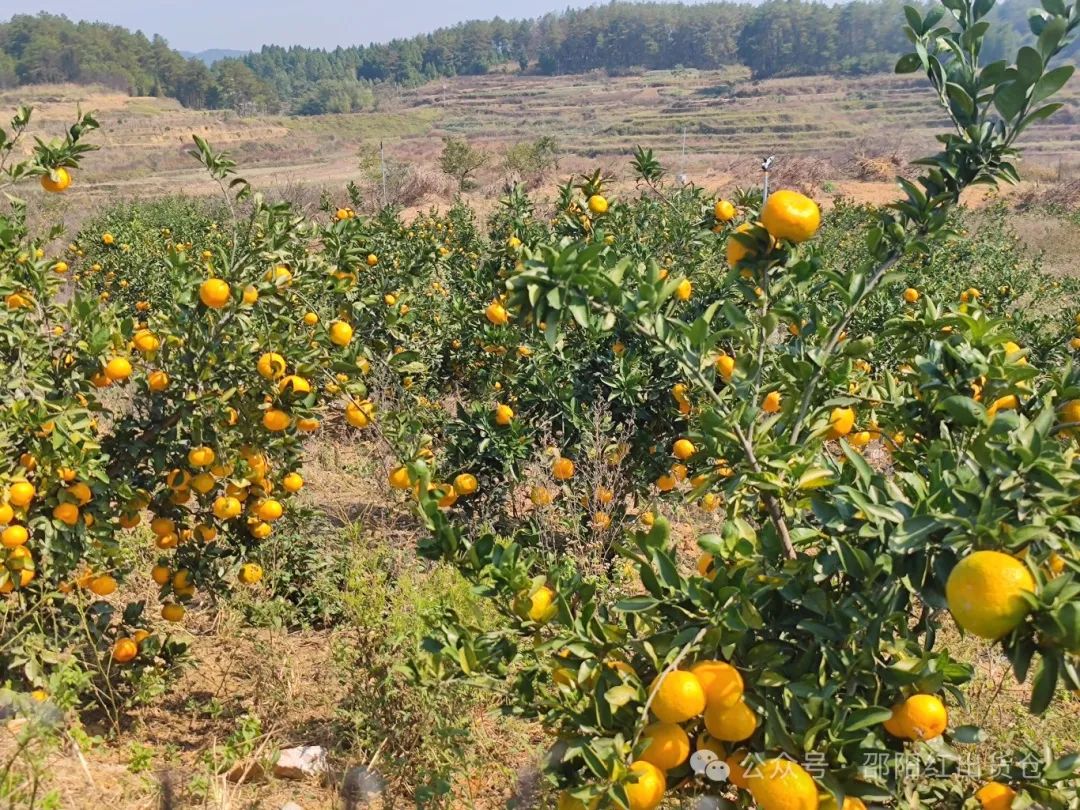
[4, 1, 1074, 115]
[9, 69, 1076, 199]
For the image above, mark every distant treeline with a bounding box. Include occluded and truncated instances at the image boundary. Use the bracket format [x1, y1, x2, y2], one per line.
[0, 2, 1071, 116]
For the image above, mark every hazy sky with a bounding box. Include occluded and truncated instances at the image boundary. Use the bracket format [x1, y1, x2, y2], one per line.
[2, 1, 720, 52]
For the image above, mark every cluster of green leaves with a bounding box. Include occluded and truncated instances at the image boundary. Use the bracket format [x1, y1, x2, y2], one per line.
[405, 0, 1080, 806]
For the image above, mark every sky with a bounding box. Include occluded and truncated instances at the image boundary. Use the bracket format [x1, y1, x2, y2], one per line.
[1, 0, 720, 52]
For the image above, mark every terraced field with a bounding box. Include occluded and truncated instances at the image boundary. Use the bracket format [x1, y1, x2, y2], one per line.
[6, 67, 1078, 205]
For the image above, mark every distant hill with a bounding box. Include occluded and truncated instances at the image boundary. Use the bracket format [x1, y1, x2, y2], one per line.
[180, 49, 250, 66]
[1, 2, 1072, 116]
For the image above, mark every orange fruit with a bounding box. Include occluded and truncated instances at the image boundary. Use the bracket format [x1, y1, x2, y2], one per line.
[345, 400, 376, 428]
[649, 670, 706, 723]
[748, 758, 819, 810]
[515, 585, 557, 623]
[762, 391, 782, 413]
[946, 550, 1035, 639]
[689, 660, 744, 709]
[9, 481, 36, 508]
[88, 575, 118, 596]
[0, 503, 13, 524]
[587, 194, 608, 215]
[148, 370, 170, 392]
[975, 781, 1017, 810]
[329, 320, 354, 346]
[726, 750, 751, 789]
[716, 353, 736, 382]
[238, 562, 264, 584]
[703, 699, 758, 741]
[485, 300, 509, 325]
[52, 502, 79, 526]
[624, 760, 665, 810]
[640, 722, 690, 770]
[161, 602, 185, 622]
[884, 693, 948, 741]
[760, 189, 821, 243]
[151, 565, 171, 586]
[552, 457, 575, 481]
[827, 407, 855, 439]
[188, 446, 216, 468]
[903, 288, 920, 303]
[672, 439, 695, 460]
[112, 637, 138, 664]
[675, 279, 692, 302]
[282, 473, 304, 493]
[1, 525, 29, 548]
[262, 409, 290, 431]
[41, 167, 71, 192]
[452, 473, 477, 496]
[199, 278, 231, 309]
[714, 199, 736, 222]
[255, 499, 283, 522]
[257, 352, 286, 379]
[727, 222, 773, 268]
[494, 403, 514, 426]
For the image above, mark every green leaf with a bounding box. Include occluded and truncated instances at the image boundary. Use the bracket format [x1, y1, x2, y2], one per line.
[951, 725, 985, 744]
[1032, 65, 1074, 104]
[604, 684, 638, 709]
[896, 53, 922, 74]
[1029, 654, 1058, 715]
[846, 707, 894, 731]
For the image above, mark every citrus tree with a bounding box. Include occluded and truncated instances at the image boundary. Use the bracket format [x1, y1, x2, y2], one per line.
[409, 2, 1080, 808]
[0, 121, 374, 701]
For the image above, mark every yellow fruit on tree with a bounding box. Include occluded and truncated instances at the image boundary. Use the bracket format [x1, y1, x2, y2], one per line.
[946, 550, 1036, 639]
[975, 782, 1017, 810]
[282, 473, 304, 493]
[649, 670, 706, 724]
[256, 499, 283, 522]
[904, 287, 920, 303]
[188, 446, 215, 468]
[762, 391, 782, 413]
[675, 279, 692, 301]
[9, 481, 35, 508]
[329, 320, 354, 346]
[41, 167, 71, 192]
[112, 637, 138, 664]
[760, 189, 821, 243]
[0, 503, 12, 525]
[262, 409, 290, 431]
[161, 603, 185, 622]
[884, 694, 948, 741]
[89, 575, 118, 596]
[748, 758, 820, 810]
[672, 438, 695, 461]
[727, 222, 774, 268]
[587, 194, 609, 215]
[714, 199, 736, 222]
[704, 698, 758, 741]
[530, 486, 553, 507]
[148, 370, 169, 391]
[552, 457, 575, 481]
[239, 562, 264, 584]
[2, 525, 29, 548]
[199, 278, 231, 309]
[689, 660, 744, 709]
[624, 760, 665, 810]
[151, 565, 171, 586]
[213, 496, 243, 520]
[518, 585, 557, 623]
[557, 792, 598, 810]
[495, 403, 514, 426]
[640, 722, 690, 771]
[345, 400, 376, 428]
[257, 352, 286, 379]
[726, 751, 751, 789]
[827, 407, 855, 439]
[388, 466, 412, 490]
[1058, 399, 1080, 429]
[52, 502, 79, 526]
[485, 300, 509, 325]
[454, 473, 478, 495]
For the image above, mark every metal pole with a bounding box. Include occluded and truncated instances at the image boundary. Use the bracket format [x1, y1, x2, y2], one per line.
[380, 140, 387, 208]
